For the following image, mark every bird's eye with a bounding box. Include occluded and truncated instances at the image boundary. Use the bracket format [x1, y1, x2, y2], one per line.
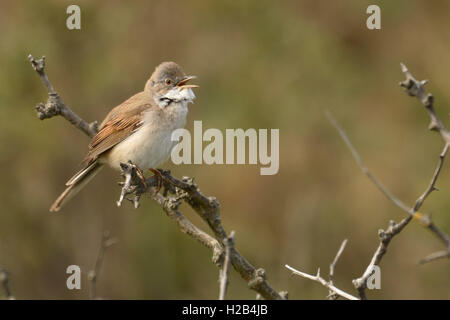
[165, 79, 173, 85]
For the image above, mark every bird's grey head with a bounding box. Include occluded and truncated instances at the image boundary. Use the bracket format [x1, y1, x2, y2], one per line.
[145, 61, 197, 108]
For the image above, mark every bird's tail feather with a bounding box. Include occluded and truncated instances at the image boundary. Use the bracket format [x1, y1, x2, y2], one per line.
[50, 162, 104, 212]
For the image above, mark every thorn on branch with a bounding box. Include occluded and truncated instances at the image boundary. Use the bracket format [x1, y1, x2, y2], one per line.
[285, 261, 358, 300]
[286, 239, 356, 300]
[28, 54, 46, 74]
[399, 63, 447, 137]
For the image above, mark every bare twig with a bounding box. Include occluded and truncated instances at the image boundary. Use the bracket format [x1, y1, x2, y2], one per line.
[285, 265, 358, 300]
[325, 110, 410, 213]
[399, 63, 450, 263]
[30, 55, 285, 300]
[328, 239, 348, 300]
[285, 239, 356, 300]
[327, 110, 448, 299]
[29, 55, 98, 137]
[325, 63, 450, 299]
[0, 268, 14, 300]
[399, 63, 450, 144]
[419, 249, 450, 264]
[329, 239, 347, 284]
[87, 231, 118, 300]
[219, 231, 235, 300]
[417, 212, 450, 264]
[415, 212, 450, 252]
[353, 143, 448, 297]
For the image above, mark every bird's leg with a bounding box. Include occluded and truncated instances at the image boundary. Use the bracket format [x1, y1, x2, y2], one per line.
[149, 168, 163, 195]
[135, 165, 147, 189]
[117, 161, 147, 208]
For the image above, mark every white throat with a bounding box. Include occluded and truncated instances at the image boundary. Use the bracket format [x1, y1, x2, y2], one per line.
[156, 87, 196, 108]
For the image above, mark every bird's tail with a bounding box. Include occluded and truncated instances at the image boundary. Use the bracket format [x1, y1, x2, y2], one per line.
[50, 161, 104, 212]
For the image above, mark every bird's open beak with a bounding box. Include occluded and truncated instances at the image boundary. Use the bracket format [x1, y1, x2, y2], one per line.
[177, 75, 198, 89]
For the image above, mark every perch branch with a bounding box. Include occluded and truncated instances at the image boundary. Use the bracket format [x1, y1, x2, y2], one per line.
[30, 55, 285, 300]
[88, 230, 118, 300]
[117, 162, 284, 299]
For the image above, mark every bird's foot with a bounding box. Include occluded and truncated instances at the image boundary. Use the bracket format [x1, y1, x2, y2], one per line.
[149, 168, 163, 196]
[117, 163, 173, 207]
[117, 161, 146, 208]
[135, 165, 147, 190]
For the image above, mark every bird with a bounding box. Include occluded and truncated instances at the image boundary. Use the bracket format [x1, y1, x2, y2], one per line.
[50, 61, 197, 212]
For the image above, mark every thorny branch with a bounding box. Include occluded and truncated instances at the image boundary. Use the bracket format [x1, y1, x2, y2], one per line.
[399, 63, 450, 263]
[285, 239, 358, 301]
[29, 55, 285, 300]
[327, 111, 448, 299]
[285, 265, 358, 300]
[399, 63, 450, 144]
[88, 231, 118, 300]
[324, 63, 450, 299]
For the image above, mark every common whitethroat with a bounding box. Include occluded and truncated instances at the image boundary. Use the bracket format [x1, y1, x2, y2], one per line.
[50, 62, 198, 212]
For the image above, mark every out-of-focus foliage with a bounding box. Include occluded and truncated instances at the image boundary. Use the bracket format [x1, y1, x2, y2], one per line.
[0, 0, 449, 299]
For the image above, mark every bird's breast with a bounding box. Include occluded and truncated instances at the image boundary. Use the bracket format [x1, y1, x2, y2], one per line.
[106, 102, 188, 170]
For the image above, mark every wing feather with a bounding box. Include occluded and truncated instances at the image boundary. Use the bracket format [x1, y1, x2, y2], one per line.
[82, 92, 154, 165]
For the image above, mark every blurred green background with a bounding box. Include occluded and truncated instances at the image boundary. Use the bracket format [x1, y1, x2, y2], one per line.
[1, 0, 449, 299]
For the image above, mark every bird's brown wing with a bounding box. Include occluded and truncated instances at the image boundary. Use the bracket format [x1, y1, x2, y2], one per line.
[83, 92, 152, 165]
